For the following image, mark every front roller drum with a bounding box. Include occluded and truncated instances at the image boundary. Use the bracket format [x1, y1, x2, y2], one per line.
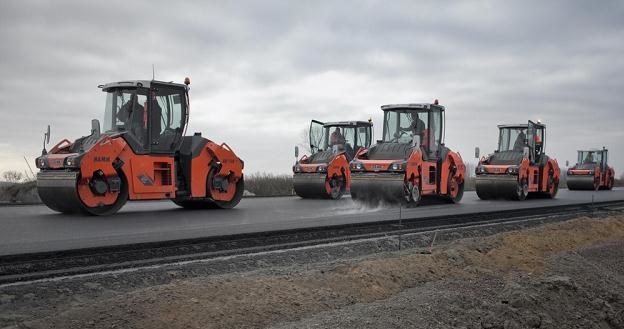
[566, 175, 598, 191]
[37, 171, 127, 215]
[350, 173, 406, 204]
[294, 173, 328, 199]
[475, 175, 525, 200]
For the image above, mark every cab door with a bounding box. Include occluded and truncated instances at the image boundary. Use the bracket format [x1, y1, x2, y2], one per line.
[309, 120, 325, 154]
[526, 120, 537, 163]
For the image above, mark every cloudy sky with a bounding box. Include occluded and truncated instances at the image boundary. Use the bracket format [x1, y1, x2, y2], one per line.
[0, 0, 623, 178]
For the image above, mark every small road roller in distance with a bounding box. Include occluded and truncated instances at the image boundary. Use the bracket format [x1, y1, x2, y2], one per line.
[35, 78, 245, 215]
[566, 148, 614, 190]
[475, 120, 560, 200]
[293, 120, 373, 199]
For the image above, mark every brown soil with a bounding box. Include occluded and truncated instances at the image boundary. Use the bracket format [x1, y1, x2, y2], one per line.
[7, 215, 624, 329]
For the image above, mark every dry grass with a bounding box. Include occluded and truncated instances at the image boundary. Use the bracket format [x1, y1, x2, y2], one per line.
[244, 173, 294, 197]
[0, 181, 39, 203]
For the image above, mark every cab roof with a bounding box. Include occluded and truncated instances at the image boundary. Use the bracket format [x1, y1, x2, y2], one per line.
[381, 103, 445, 111]
[99, 80, 186, 91]
[323, 121, 373, 127]
[577, 148, 607, 152]
[498, 122, 546, 129]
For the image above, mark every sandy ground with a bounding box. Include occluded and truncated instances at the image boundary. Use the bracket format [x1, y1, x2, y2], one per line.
[2, 215, 624, 329]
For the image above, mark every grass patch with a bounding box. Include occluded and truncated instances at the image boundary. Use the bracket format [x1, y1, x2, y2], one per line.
[244, 173, 294, 197]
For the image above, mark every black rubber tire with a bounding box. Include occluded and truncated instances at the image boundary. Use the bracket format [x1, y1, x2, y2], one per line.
[544, 176, 558, 199]
[512, 179, 528, 201]
[403, 181, 421, 207]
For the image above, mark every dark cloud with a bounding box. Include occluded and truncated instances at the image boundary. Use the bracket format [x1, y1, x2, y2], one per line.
[0, 0, 622, 175]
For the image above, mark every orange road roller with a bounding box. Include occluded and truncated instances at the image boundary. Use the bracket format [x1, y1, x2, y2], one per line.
[35, 78, 244, 215]
[293, 120, 373, 199]
[566, 148, 614, 190]
[475, 120, 560, 200]
[349, 101, 466, 206]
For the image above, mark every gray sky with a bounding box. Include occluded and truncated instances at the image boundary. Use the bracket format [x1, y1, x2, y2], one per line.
[1, 0, 623, 177]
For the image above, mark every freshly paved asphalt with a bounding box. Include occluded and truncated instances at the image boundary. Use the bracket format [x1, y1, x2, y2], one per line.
[0, 189, 623, 256]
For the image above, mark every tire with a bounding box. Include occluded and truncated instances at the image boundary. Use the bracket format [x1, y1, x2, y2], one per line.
[608, 177, 614, 190]
[513, 179, 528, 201]
[403, 181, 421, 207]
[447, 178, 464, 203]
[544, 176, 558, 199]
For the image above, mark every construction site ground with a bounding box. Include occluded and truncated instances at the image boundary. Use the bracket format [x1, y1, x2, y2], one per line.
[1, 214, 623, 329]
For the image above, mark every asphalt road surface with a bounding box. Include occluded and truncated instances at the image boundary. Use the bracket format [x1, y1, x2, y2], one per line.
[0, 189, 623, 256]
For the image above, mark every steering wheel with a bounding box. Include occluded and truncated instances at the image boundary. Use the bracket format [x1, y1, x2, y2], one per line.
[390, 130, 407, 143]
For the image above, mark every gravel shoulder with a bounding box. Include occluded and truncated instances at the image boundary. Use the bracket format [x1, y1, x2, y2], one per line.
[1, 215, 623, 329]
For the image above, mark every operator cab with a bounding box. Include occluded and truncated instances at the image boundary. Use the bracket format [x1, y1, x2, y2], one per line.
[100, 80, 188, 155]
[380, 102, 444, 160]
[497, 121, 545, 164]
[309, 120, 373, 161]
[576, 149, 608, 170]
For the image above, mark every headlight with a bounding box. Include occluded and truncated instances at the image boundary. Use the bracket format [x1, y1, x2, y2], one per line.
[476, 165, 485, 174]
[506, 166, 519, 175]
[391, 162, 406, 171]
[317, 165, 327, 172]
[589, 170, 594, 175]
[567, 169, 572, 175]
[36, 157, 46, 169]
[293, 165, 302, 173]
[350, 161, 364, 171]
[65, 156, 80, 168]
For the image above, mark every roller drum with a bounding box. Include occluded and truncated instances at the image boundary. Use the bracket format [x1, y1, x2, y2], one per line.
[566, 175, 597, 190]
[37, 171, 85, 214]
[293, 173, 329, 199]
[350, 172, 405, 204]
[475, 175, 520, 200]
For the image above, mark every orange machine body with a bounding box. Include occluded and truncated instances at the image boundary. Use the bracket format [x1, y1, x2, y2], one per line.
[293, 120, 373, 199]
[475, 121, 560, 200]
[35, 79, 244, 215]
[567, 148, 615, 190]
[349, 102, 466, 205]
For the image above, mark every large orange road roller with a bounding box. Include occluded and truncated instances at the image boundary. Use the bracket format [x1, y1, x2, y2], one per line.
[566, 148, 614, 190]
[293, 120, 373, 199]
[35, 78, 244, 215]
[475, 120, 560, 200]
[349, 101, 466, 206]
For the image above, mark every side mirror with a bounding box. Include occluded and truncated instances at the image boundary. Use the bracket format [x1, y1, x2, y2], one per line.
[91, 119, 101, 138]
[45, 125, 50, 144]
[295, 146, 299, 158]
[474, 147, 480, 159]
[565, 160, 569, 167]
[42, 125, 51, 155]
